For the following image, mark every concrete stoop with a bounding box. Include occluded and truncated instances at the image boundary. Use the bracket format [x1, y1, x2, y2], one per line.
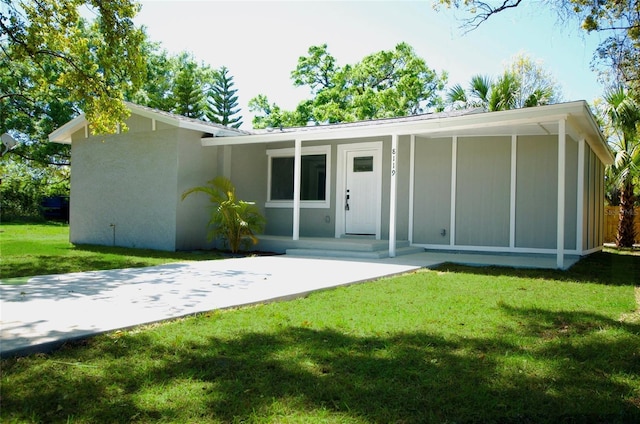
[286, 245, 424, 259]
[255, 235, 424, 259]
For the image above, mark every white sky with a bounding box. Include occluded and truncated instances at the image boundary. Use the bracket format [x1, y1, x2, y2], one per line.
[134, 0, 606, 129]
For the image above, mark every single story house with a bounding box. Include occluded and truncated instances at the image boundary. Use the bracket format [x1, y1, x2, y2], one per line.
[50, 101, 613, 269]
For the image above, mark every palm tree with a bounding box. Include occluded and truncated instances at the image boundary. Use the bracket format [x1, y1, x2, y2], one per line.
[599, 87, 640, 247]
[182, 176, 266, 253]
[489, 72, 519, 111]
[447, 75, 494, 110]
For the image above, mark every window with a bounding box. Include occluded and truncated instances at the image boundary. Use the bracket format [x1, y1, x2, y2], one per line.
[267, 145, 331, 208]
[353, 156, 374, 172]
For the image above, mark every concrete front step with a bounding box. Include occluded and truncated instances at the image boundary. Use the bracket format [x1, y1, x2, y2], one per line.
[286, 246, 424, 259]
[256, 236, 412, 254]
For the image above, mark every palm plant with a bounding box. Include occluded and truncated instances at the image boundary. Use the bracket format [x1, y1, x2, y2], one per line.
[489, 72, 519, 111]
[599, 87, 640, 247]
[182, 176, 266, 253]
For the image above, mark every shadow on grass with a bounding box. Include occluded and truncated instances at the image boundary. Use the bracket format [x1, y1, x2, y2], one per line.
[435, 250, 640, 286]
[3, 307, 639, 423]
[1, 244, 224, 279]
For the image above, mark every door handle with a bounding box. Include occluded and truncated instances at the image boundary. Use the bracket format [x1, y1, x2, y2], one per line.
[345, 189, 350, 211]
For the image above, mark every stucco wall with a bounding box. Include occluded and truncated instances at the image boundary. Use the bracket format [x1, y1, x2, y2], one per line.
[69, 122, 179, 251]
[175, 130, 219, 250]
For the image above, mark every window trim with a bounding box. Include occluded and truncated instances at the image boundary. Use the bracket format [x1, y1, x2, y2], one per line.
[266, 145, 331, 209]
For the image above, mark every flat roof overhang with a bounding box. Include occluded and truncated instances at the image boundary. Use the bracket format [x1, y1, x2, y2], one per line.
[202, 101, 613, 165]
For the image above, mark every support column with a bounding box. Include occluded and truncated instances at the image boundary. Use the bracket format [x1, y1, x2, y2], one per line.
[449, 136, 458, 247]
[389, 134, 398, 257]
[293, 139, 301, 241]
[509, 134, 517, 248]
[557, 119, 566, 269]
[576, 138, 585, 254]
[408, 135, 416, 244]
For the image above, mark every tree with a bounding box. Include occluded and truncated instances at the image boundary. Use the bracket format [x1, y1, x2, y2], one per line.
[597, 87, 640, 247]
[206, 66, 243, 128]
[250, 43, 447, 129]
[435, 0, 640, 101]
[446, 54, 562, 111]
[125, 49, 218, 120]
[1, 0, 146, 134]
[181, 176, 266, 253]
[172, 54, 209, 119]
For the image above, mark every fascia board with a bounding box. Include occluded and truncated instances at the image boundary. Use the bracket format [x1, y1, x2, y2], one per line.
[202, 110, 573, 147]
[48, 114, 87, 144]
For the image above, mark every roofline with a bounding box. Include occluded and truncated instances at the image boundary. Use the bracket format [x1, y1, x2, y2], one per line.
[49, 102, 248, 144]
[201, 101, 613, 165]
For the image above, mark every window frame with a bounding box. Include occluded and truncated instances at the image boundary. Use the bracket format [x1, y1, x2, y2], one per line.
[266, 145, 331, 209]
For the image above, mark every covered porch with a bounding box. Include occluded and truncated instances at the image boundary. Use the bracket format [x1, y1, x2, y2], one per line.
[253, 235, 581, 269]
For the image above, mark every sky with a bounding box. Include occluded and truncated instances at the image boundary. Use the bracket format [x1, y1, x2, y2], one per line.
[133, 0, 607, 129]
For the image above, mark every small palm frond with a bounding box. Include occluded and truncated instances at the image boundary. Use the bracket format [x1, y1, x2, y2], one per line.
[447, 84, 467, 107]
[469, 74, 493, 105]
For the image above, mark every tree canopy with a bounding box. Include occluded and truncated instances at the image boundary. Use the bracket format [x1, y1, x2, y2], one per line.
[249, 43, 448, 129]
[207, 66, 243, 129]
[447, 53, 562, 111]
[435, 0, 640, 99]
[1, 0, 146, 135]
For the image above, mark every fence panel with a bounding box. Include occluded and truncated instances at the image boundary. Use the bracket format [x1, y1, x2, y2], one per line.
[604, 206, 640, 244]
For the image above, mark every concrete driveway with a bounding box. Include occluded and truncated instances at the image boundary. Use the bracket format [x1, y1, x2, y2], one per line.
[1, 255, 424, 358]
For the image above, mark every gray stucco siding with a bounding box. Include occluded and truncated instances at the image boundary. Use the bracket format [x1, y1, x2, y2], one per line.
[175, 130, 219, 250]
[412, 137, 452, 245]
[455, 136, 511, 247]
[69, 128, 179, 251]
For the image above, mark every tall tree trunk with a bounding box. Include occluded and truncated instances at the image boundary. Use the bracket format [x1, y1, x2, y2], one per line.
[616, 180, 637, 248]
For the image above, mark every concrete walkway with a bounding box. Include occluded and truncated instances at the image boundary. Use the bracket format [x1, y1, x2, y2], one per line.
[0, 251, 579, 358]
[0, 255, 425, 358]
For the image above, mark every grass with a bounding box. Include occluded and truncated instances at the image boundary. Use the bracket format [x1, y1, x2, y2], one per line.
[1, 224, 639, 423]
[0, 222, 224, 280]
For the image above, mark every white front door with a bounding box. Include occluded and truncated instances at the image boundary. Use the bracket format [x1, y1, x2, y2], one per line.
[345, 149, 380, 235]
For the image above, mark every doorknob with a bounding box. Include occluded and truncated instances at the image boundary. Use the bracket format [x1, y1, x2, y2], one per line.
[345, 189, 350, 211]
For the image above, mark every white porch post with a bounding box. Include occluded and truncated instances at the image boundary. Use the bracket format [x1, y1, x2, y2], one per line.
[509, 135, 517, 248]
[293, 138, 301, 241]
[389, 134, 398, 257]
[408, 135, 416, 244]
[576, 138, 585, 255]
[449, 136, 458, 247]
[557, 119, 566, 268]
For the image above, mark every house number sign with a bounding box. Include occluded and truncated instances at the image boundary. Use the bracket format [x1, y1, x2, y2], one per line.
[391, 147, 397, 176]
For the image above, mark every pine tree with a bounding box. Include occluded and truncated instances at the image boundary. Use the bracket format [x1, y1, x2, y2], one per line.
[173, 58, 207, 119]
[207, 66, 243, 128]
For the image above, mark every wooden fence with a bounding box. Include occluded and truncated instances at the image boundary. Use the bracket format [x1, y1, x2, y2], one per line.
[604, 206, 640, 244]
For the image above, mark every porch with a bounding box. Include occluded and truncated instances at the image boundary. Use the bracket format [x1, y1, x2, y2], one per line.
[255, 235, 423, 259]
[254, 235, 581, 269]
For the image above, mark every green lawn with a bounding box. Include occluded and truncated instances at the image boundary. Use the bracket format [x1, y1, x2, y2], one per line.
[0, 222, 223, 280]
[1, 223, 639, 423]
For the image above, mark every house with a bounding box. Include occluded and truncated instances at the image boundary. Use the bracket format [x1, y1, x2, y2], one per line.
[49, 101, 613, 269]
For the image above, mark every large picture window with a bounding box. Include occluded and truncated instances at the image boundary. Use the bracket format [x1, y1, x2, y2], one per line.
[267, 145, 331, 208]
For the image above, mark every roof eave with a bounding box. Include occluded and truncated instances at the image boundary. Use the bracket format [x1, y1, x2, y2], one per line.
[48, 114, 87, 144]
